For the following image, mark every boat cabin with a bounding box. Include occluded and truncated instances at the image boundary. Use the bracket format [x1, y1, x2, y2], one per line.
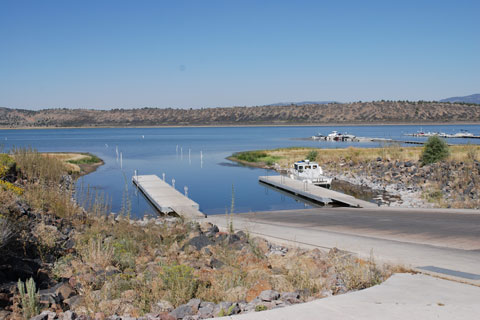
[294, 160, 319, 173]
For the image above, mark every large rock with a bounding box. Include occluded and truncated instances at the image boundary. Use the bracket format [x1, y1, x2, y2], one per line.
[61, 311, 77, 320]
[258, 290, 280, 302]
[169, 304, 193, 319]
[281, 292, 300, 304]
[55, 283, 76, 301]
[213, 302, 232, 317]
[198, 302, 215, 318]
[183, 235, 212, 251]
[186, 298, 201, 312]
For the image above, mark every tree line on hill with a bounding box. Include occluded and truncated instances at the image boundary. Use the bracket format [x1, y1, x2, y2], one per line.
[1, 100, 480, 128]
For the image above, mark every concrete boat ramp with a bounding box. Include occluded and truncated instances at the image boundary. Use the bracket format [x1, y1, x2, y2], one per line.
[132, 175, 205, 219]
[259, 175, 378, 208]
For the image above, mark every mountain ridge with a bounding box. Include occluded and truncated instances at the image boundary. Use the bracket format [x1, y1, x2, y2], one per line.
[1, 101, 480, 128]
[440, 93, 480, 104]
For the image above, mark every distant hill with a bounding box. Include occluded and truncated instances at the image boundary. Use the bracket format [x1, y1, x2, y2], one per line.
[440, 94, 480, 104]
[1, 100, 480, 128]
[266, 101, 338, 106]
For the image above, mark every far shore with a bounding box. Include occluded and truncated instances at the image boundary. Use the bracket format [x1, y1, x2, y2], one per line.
[2, 121, 480, 130]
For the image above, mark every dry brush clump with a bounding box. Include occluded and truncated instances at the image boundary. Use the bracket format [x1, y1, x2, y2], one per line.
[52, 216, 400, 318]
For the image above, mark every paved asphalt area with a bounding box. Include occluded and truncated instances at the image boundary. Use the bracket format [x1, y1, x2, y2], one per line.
[206, 207, 480, 284]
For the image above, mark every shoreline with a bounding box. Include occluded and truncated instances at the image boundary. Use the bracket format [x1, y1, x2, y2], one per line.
[228, 146, 480, 210]
[42, 152, 104, 176]
[2, 121, 480, 130]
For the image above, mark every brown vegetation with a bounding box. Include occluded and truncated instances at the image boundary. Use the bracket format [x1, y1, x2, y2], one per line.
[1, 101, 480, 128]
[0, 149, 402, 319]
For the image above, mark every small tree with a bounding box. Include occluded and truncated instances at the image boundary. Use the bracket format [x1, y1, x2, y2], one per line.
[421, 136, 449, 165]
[306, 150, 318, 162]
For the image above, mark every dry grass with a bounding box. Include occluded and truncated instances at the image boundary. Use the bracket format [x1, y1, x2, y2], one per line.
[254, 145, 480, 168]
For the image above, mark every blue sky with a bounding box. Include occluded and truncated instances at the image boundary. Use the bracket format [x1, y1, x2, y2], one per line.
[1, 0, 479, 109]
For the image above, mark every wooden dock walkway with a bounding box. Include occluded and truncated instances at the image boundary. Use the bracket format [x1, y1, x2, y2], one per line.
[259, 175, 378, 208]
[132, 175, 205, 219]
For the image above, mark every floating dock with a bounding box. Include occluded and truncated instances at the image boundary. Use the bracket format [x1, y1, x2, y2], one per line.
[259, 175, 378, 208]
[132, 175, 205, 219]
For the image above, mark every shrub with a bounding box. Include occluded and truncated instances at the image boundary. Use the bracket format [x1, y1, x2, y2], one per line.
[255, 305, 267, 312]
[0, 154, 14, 178]
[160, 264, 198, 307]
[306, 150, 318, 162]
[0, 180, 24, 195]
[17, 278, 40, 319]
[80, 238, 114, 268]
[421, 136, 449, 165]
[0, 217, 13, 250]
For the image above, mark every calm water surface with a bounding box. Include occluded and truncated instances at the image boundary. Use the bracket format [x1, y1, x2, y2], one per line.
[1, 125, 479, 218]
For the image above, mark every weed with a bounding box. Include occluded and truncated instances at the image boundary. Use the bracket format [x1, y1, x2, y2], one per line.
[13, 147, 66, 184]
[255, 305, 267, 312]
[229, 184, 235, 234]
[465, 144, 478, 162]
[160, 264, 198, 307]
[329, 251, 384, 292]
[80, 237, 114, 268]
[0, 217, 13, 250]
[17, 278, 40, 320]
[34, 221, 60, 262]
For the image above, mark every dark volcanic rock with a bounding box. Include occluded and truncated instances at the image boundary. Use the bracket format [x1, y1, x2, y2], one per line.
[183, 235, 212, 251]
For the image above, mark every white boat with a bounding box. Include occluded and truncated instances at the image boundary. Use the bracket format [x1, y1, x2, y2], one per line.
[313, 131, 357, 142]
[289, 159, 333, 187]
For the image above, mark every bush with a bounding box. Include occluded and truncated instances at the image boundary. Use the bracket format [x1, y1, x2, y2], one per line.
[0, 154, 14, 178]
[421, 136, 449, 165]
[160, 264, 198, 307]
[306, 150, 318, 161]
[0, 217, 13, 250]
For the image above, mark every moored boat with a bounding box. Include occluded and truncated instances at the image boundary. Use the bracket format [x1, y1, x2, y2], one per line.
[288, 159, 333, 187]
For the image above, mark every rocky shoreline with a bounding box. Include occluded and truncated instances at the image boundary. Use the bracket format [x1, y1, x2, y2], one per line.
[259, 155, 480, 209]
[321, 158, 480, 209]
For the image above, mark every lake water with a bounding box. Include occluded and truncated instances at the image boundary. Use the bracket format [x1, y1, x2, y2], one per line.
[1, 124, 479, 218]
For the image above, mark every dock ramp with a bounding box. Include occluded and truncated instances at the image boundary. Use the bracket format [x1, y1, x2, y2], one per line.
[259, 175, 378, 208]
[133, 175, 205, 219]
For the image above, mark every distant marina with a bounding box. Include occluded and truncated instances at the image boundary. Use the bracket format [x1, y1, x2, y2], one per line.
[404, 129, 480, 139]
[308, 128, 480, 145]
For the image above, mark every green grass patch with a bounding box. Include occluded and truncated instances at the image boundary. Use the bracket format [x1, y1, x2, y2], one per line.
[233, 151, 282, 165]
[67, 153, 102, 165]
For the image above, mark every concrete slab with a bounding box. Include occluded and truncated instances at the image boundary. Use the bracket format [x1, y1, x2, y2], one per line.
[132, 174, 205, 219]
[218, 273, 480, 320]
[259, 175, 377, 208]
